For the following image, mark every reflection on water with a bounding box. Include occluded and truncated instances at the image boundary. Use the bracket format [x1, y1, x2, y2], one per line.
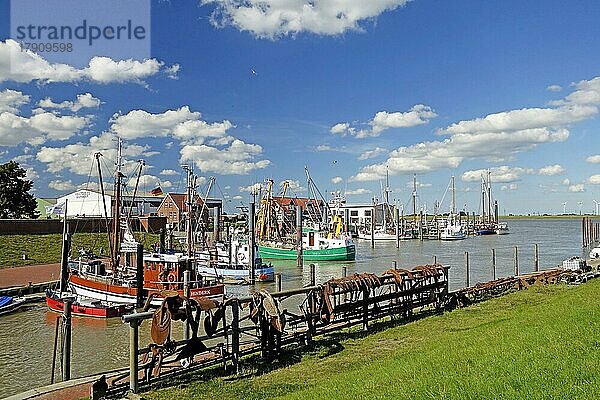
[0, 218, 586, 398]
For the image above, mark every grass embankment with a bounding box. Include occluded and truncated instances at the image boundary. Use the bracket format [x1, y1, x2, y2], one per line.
[0, 232, 159, 268]
[148, 281, 600, 400]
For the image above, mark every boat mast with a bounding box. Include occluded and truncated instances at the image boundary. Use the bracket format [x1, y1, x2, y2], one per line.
[487, 169, 492, 224]
[183, 165, 193, 257]
[111, 138, 123, 273]
[481, 176, 486, 224]
[412, 174, 417, 225]
[451, 175, 456, 218]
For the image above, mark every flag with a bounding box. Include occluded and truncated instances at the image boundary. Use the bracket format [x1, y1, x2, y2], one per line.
[151, 187, 163, 196]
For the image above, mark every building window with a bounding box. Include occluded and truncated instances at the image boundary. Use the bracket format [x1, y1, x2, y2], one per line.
[365, 210, 372, 216]
[350, 210, 358, 217]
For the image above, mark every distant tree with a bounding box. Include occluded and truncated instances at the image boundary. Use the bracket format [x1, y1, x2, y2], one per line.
[0, 161, 39, 219]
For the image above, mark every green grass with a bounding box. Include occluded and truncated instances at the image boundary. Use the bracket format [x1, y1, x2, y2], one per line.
[0, 232, 159, 268]
[147, 281, 600, 400]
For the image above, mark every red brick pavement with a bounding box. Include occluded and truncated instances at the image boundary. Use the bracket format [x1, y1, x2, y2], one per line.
[0, 263, 60, 288]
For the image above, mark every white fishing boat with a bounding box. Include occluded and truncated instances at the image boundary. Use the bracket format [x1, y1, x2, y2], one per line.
[495, 222, 509, 235]
[439, 176, 466, 241]
[358, 229, 397, 241]
[195, 239, 275, 283]
[440, 221, 466, 241]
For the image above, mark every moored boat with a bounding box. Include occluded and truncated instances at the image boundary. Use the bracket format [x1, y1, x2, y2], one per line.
[440, 221, 466, 241]
[45, 289, 129, 318]
[0, 296, 26, 316]
[495, 222, 509, 235]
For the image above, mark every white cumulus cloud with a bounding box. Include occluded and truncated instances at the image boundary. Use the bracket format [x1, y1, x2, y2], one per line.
[569, 184, 585, 193]
[49, 179, 75, 191]
[538, 164, 565, 176]
[358, 147, 387, 160]
[39, 93, 101, 112]
[588, 175, 600, 185]
[0, 39, 178, 84]
[332, 104, 437, 138]
[331, 176, 343, 184]
[0, 89, 30, 113]
[180, 139, 270, 175]
[586, 155, 600, 163]
[201, 0, 409, 39]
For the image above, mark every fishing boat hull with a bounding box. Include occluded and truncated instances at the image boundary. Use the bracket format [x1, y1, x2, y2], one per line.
[197, 265, 275, 283]
[258, 244, 356, 261]
[357, 232, 397, 241]
[69, 274, 225, 306]
[476, 229, 496, 236]
[45, 290, 129, 318]
[0, 296, 26, 316]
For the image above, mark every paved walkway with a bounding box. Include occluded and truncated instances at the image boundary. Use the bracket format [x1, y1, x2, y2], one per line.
[0, 263, 60, 289]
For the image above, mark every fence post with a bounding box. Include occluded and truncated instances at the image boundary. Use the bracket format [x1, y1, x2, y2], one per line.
[465, 251, 470, 288]
[62, 299, 72, 382]
[492, 248, 496, 280]
[129, 320, 139, 394]
[231, 301, 240, 373]
[514, 246, 519, 276]
[534, 243, 539, 272]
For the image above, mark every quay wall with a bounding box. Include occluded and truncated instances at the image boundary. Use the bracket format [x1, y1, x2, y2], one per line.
[0, 217, 166, 235]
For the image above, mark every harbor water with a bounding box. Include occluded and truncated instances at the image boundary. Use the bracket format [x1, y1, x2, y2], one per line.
[0, 218, 586, 398]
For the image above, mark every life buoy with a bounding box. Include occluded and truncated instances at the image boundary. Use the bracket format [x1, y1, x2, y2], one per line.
[167, 273, 176, 283]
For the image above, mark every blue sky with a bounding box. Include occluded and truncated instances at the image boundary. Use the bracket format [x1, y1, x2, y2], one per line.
[0, 0, 599, 215]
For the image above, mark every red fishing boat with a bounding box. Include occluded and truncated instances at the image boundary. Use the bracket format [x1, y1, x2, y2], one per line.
[66, 143, 224, 307]
[45, 290, 129, 318]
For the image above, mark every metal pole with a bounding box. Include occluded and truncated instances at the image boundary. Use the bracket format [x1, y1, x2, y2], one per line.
[129, 321, 139, 394]
[249, 202, 256, 284]
[62, 299, 72, 382]
[136, 243, 144, 310]
[296, 205, 303, 268]
[492, 248, 496, 280]
[465, 251, 470, 288]
[213, 206, 221, 243]
[183, 270, 190, 340]
[310, 263, 316, 286]
[514, 246, 519, 276]
[275, 272, 282, 293]
[534, 243, 539, 272]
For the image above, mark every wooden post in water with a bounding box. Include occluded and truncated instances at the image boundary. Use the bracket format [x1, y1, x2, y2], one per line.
[249, 202, 256, 284]
[136, 243, 144, 310]
[433, 256, 437, 265]
[296, 205, 303, 268]
[492, 248, 496, 280]
[50, 315, 60, 384]
[514, 246, 519, 276]
[275, 273, 282, 292]
[62, 298, 72, 382]
[393, 260, 397, 270]
[582, 217, 587, 248]
[534, 243, 539, 272]
[129, 320, 139, 393]
[465, 251, 470, 288]
[231, 301, 240, 373]
[370, 203, 376, 248]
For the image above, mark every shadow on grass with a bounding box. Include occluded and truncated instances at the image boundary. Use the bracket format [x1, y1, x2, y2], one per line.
[143, 308, 442, 396]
